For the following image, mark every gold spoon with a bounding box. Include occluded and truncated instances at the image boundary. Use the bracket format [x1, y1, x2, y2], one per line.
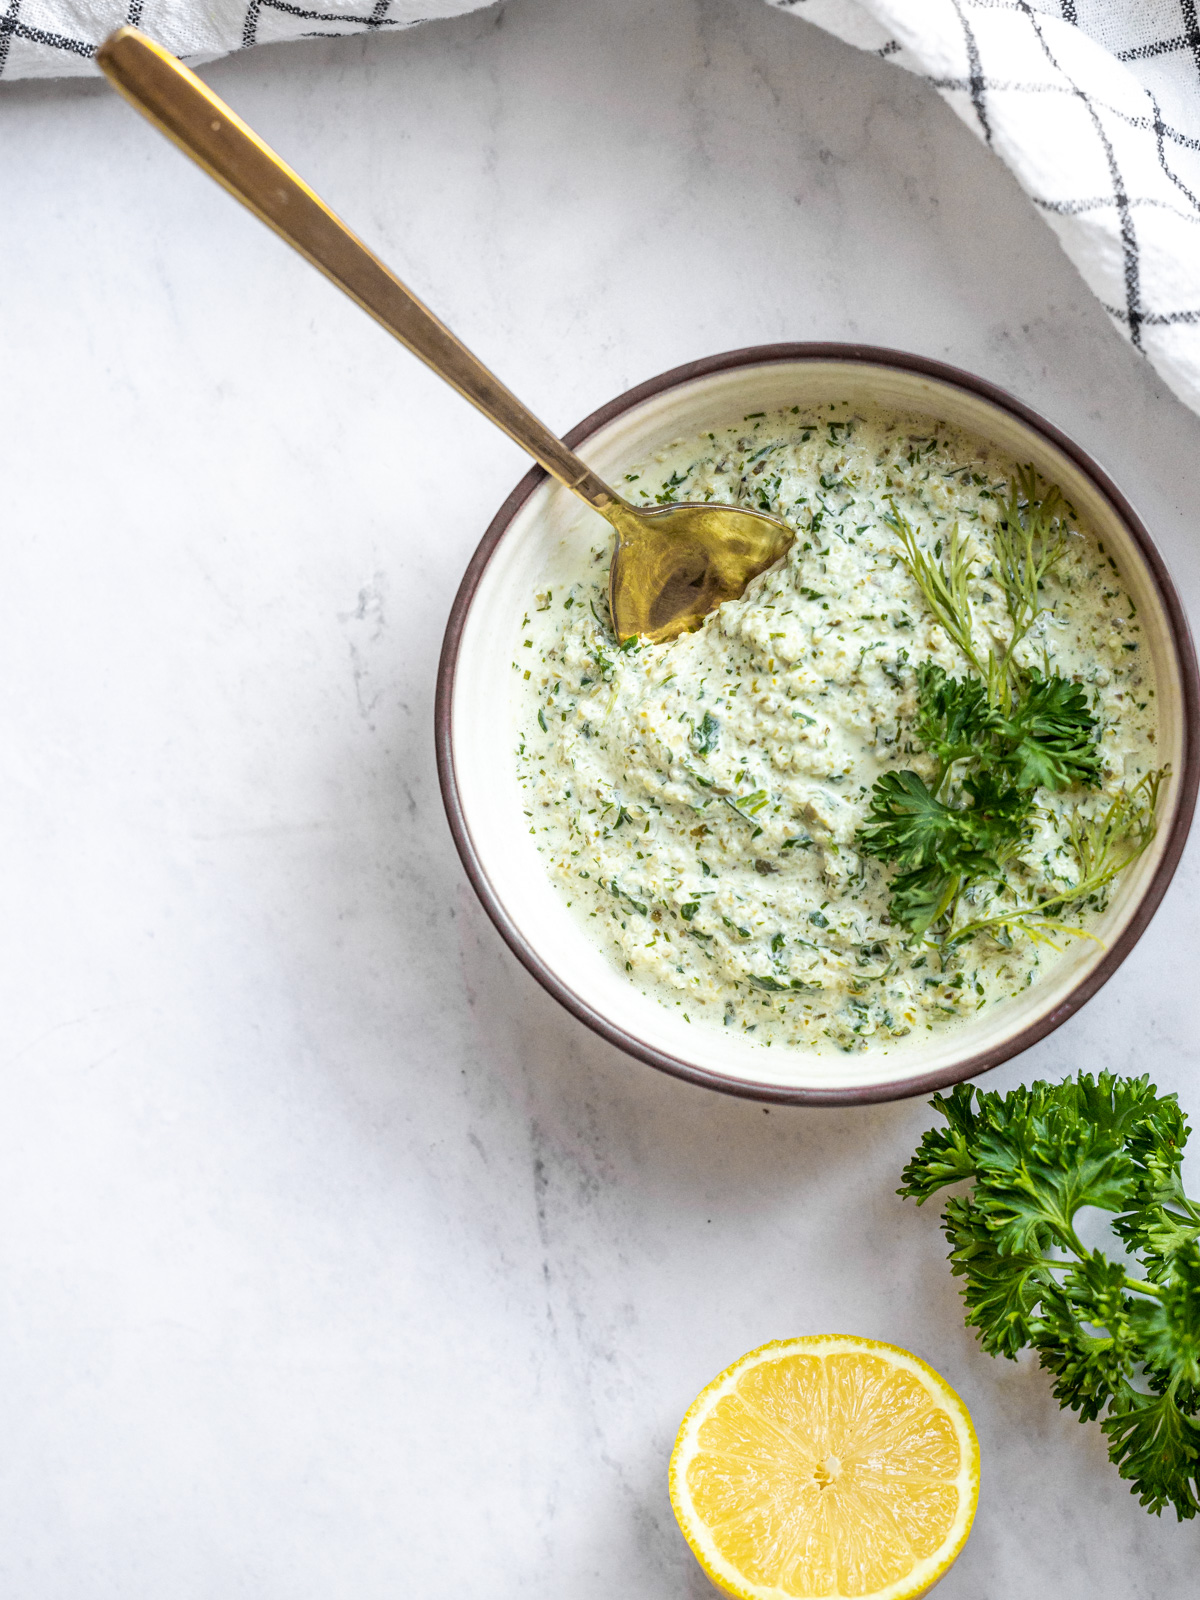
[96, 29, 793, 644]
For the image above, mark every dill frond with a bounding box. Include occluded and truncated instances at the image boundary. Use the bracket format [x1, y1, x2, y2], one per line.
[886, 510, 982, 674]
[990, 465, 1070, 705]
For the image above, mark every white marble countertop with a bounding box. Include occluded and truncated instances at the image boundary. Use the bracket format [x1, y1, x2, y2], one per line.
[3, 0, 1200, 1593]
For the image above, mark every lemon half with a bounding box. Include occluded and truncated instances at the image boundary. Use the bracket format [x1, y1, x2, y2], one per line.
[669, 1336, 979, 1600]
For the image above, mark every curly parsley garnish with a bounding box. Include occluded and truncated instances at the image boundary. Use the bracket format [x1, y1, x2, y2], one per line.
[902, 1072, 1200, 1520]
[856, 469, 1164, 945]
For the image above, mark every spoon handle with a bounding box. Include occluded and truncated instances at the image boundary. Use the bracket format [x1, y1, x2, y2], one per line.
[96, 27, 621, 513]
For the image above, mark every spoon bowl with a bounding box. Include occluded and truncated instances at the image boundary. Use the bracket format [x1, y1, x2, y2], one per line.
[606, 498, 793, 642]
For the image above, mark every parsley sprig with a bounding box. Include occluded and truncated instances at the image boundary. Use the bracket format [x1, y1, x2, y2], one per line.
[902, 1073, 1200, 1520]
[856, 469, 1163, 945]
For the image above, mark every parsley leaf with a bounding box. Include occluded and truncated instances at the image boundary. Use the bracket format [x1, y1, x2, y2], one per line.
[856, 764, 1026, 935]
[902, 1073, 1200, 1520]
[913, 661, 996, 773]
[857, 771, 980, 872]
[885, 868, 959, 938]
[996, 669, 1102, 791]
[913, 662, 1099, 796]
[855, 771, 1011, 935]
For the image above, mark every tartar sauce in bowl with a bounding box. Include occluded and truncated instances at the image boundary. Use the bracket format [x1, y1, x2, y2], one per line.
[516, 404, 1160, 1053]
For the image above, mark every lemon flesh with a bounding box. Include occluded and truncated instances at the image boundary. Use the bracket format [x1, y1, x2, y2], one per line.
[669, 1336, 979, 1600]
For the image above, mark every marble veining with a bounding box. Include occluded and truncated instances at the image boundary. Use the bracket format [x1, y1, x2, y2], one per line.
[2, 0, 1199, 1594]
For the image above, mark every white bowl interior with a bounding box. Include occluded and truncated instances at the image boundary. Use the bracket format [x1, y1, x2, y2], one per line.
[450, 360, 1188, 1093]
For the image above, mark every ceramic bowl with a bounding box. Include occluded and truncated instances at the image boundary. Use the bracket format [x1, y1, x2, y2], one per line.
[436, 345, 1199, 1104]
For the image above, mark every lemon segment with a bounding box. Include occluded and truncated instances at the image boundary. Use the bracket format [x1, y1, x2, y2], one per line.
[669, 1336, 979, 1600]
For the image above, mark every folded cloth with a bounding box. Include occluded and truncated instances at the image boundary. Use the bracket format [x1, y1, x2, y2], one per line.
[770, 1, 1200, 416]
[0, 0, 488, 81]
[7, 0, 1200, 420]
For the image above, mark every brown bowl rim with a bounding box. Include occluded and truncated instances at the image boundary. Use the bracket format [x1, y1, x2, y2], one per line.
[435, 342, 1200, 1105]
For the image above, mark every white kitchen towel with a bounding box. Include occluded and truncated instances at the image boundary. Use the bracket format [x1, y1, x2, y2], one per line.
[0, 0, 488, 80]
[6, 1, 1200, 420]
[769, 1, 1200, 415]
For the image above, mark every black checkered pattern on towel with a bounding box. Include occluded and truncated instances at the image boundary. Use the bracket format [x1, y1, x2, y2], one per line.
[0, 0, 479, 80]
[767, 0, 1200, 400]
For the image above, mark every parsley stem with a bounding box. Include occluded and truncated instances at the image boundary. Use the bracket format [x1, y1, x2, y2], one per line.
[1121, 1274, 1166, 1300]
[1050, 1223, 1165, 1301]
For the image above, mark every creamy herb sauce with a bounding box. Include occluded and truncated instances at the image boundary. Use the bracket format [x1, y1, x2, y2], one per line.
[514, 404, 1158, 1052]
